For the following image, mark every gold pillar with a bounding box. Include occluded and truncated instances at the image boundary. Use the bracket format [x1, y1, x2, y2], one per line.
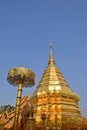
[13, 82, 22, 130]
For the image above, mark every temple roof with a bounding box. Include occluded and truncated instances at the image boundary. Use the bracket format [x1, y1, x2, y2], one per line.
[33, 44, 80, 101]
[3, 94, 32, 129]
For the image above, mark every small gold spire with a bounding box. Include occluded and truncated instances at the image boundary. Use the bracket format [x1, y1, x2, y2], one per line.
[48, 41, 55, 65]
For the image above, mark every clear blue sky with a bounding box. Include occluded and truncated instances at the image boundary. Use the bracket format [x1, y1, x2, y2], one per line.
[0, 1, 87, 117]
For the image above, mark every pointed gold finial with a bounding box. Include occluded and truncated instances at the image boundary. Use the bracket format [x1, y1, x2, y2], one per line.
[48, 41, 55, 65]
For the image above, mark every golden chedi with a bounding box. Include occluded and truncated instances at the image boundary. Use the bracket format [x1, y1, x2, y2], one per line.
[31, 44, 87, 129]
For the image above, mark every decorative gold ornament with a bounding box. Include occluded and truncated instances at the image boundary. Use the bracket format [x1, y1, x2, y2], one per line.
[7, 67, 36, 87]
[7, 67, 36, 130]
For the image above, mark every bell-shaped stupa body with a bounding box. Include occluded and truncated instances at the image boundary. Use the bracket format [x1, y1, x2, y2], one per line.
[31, 45, 87, 129]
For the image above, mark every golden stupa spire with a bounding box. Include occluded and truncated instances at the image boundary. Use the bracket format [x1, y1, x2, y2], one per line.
[48, 41, 55, 65]
[33, 43, 80, 102]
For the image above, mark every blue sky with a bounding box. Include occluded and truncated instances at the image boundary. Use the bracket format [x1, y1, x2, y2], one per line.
[0, 1, 87, 116]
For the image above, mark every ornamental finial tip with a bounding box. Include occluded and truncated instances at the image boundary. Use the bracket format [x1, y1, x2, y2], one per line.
[49, 41, 53, 52]
[48, 41, 55, 65]
[49, 41, 52, 48]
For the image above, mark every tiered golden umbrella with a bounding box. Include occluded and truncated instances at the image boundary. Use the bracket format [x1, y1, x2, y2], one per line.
[7, 67, 36, 130]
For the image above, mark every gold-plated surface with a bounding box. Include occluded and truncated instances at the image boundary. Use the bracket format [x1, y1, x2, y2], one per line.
[2, 45, 87, 129]
[31, 45, 87, 129]
[7, 67, 36, 130]
[7, 67, 36, 87]
[34, 47, 80, 100]
[14, 83, 22, 130]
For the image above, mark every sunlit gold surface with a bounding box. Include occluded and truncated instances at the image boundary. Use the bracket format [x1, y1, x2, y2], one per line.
[1, 45, 87, 129]
[7, 67, 36, 130]
[7, 67, 36, 87]
[31, 46, 87, 129]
